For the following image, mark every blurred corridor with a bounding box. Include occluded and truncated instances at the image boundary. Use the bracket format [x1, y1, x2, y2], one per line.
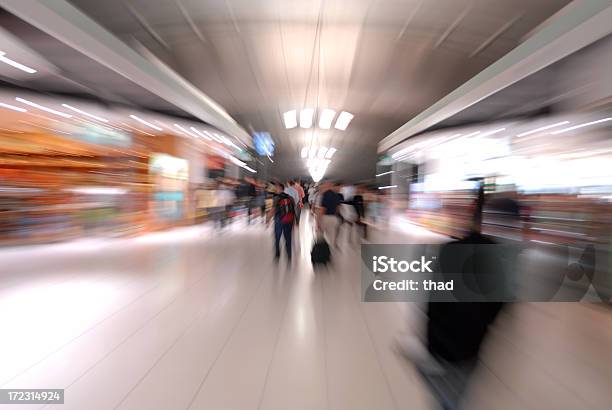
[1, 0, 612, 409]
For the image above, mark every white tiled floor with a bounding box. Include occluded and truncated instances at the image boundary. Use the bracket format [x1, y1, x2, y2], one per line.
[0, 214, 610, 409]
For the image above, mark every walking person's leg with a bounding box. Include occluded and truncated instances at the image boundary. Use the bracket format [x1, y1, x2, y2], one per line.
[274, 221, 282, 259]
[282, 223, 292, 261]
[335, 215, 344, 247]
[322, 215, 337, 245]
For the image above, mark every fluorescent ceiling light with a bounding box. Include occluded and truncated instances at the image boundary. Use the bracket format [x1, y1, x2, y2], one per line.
[517, 121, 570, 137]
[283, 110, 297, 129]
[243, 166, 257, 173]
[308, 146, 317, 159]
[480, 128, 506, 137]
[551, 118, 612, 134]
[301, 147, 308, 158]
[325, 147, 336, 159]
[319, 109, 336, 129]
[62, 104, 108, 122]
[229, 155, 246, 167]
[317, 146, 328, 158]
[130, 114, 162, 131]
[174, 124, 198, 138]
[0, 51, 37, 74]
[217, 134, 231, 145]
[334, 111, 354, 130]
[376, 171, 394, 177]
[196, 129, 212, 140]
[307, 158, 330, 169]
[378, 185, 397, 190]
[190, 127, 208, 139]
[463, 131, 481, 138]
[0, 102, 27, 112]
[225, 138, 241, 150]
[15, 97, 72, 118]
[300, 108, 314, 128]
[120, 122, 155, 136]
[203, 130, 217, 141]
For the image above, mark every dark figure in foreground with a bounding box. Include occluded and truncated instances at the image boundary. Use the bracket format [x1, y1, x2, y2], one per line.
[399, 186, 520, 410]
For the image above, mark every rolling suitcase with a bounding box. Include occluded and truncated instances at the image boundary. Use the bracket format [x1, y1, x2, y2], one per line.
[311, 238, 331, 265]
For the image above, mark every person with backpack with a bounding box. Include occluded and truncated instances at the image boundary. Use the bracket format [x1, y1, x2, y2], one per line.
[267, 182, 295, 263]
[284, 180, 301, 225]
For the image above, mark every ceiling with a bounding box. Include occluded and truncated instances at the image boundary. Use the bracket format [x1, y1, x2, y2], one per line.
[419, 31, 612, 132]
[4, 0, 572, 181]
[0, 9, 194, 118]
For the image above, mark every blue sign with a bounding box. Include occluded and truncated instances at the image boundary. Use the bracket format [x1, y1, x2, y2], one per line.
[253, 132, 274, 156]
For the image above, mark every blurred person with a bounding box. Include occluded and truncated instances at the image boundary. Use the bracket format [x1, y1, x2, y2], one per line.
[284, 180, 301, 225]
[244, 177, 257, 224]
[268, 182, 296, 263]
[317, 181, 341, 247]
[309, 184, 318, 213]
[353, 185, 368, 241]
[303, 182, 310, 205]
[336, 185, 363, 245]
[335, 182, 348, 244]
[293, 180, 305, 224]
[397, 187, 520, 410]
[340, 183, 355, 202]
[293, 179, 305, 207]
[368, 190, 383, 225]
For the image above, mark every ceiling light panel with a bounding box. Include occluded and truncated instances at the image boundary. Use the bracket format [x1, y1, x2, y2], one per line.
[516, 121, 570, 137]
[300, 108, 314, 128]
[551, 118, 612, 134]
[0, 51, 37, 74]
[130, 114, 162, 131]
[308, 146, 317, 158]
[334, 111, 354, 130]
[318, 109, 336, 129]
[62, 104, 108, 122]
[0, 102, 27, 112]
[15, 97, 72, 118]
[283, 110, 297, 129]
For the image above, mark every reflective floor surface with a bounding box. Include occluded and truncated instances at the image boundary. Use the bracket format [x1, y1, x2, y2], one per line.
[0, 213, 610, 409]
